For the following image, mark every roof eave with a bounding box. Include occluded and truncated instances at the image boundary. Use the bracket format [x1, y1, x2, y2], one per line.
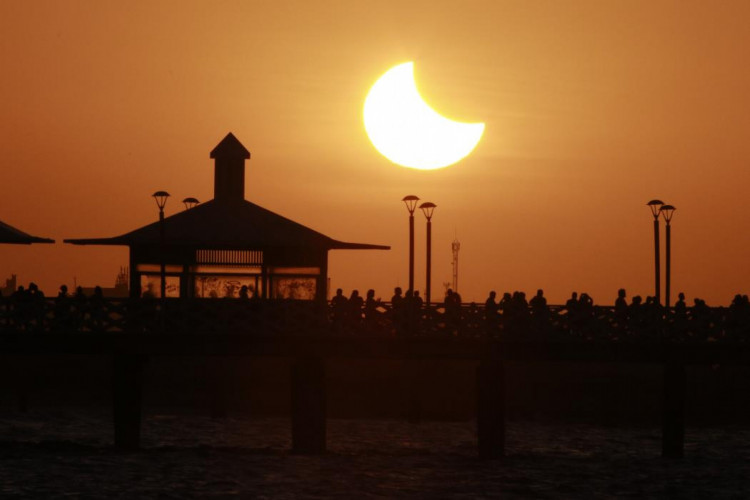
[64, 237, 128, 246]
[329, 241, 390, 251]
[1, 238, 55, 245]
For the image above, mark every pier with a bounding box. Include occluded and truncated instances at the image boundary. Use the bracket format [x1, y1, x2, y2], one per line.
[2, 297, 749, 458]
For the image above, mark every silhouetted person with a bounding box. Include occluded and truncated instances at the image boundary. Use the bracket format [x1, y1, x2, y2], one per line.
[484, 291, 498, 319]
[528, 289, 549, 331]
[11, 285, 28, 329]
[484, 291, 499, 335]
[142, 282, 156, 299]
[239, 285, 250, 300]
[364, 289, 381, 324]
[628, 295, 644, 331]
[615, 289, 628, 321]
[565, 292, 579, 315]
[391, 287, 403, 310]
[408, 290, 424, 331]
[25, 282, 45, 330]
[504, 291, 529, 334]
[89, 286, 105, 331]
[529, 289, 548, 314]
[73, 286, 87, 330]
[444, 288, 462, 333]
[348, 290, 363, 327]
[579, 293, 594, 314]
[390, 287, 406, 335]
[673, 292, 686, 318]
[330, 288, 348, 327]
[690, 298, 711, 337]
[412, 290, 423, 310]
[55, 284, 72, 329]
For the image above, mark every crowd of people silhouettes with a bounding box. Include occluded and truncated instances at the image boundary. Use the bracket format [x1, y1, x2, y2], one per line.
[1, 281, 749, 339]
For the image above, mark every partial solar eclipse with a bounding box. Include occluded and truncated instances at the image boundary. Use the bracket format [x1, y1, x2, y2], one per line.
[363, 62, 484, 170]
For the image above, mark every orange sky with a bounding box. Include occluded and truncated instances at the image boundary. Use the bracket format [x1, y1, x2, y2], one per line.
[1, 1, 749, 305]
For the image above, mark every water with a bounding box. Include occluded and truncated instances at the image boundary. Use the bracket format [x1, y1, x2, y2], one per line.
[1, 411, 750, 498]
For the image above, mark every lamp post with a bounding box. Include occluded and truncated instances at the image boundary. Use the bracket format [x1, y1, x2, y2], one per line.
[402, 195, 420, 293]
[660, 205, 676, 310]
[419, 202, 436, 307]
[182, 197, 200, 210]
[647, 199, 664, 305]
[153, 191, 170, 299]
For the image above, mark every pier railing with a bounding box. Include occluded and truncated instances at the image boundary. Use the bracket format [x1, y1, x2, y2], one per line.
[0, 297, 748, 342]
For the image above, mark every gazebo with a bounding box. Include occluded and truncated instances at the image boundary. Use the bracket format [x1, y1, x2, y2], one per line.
[65, 133, 388, 301]
[0, 220, 54, 244]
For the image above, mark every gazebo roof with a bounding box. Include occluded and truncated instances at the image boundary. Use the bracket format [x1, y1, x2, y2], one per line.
[0, 219, 54, 244]
[64, 198, 388, 251]
[65, 132, 389, 252]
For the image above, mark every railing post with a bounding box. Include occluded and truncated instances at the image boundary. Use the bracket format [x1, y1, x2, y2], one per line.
[477, 348, 505, 459]
[291, 357, 326, 454]
[662, 355, 685, 458]
[113, 352, 145, 451]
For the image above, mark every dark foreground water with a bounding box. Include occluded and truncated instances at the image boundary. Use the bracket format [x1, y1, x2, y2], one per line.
[1, 411, 750, 498]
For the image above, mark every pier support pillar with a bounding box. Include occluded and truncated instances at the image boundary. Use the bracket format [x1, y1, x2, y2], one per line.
[113, 353, 145, 451]
[477, 357, 505, 459]
[291, 357, 326, 454]
[662, 359, 685, 458]
[405, 360, 422, 424]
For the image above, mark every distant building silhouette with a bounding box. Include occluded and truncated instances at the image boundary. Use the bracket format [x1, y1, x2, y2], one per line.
[79, 267, 130, 298]
[65, 133, 389, 301]
[1, 274, 18, 296]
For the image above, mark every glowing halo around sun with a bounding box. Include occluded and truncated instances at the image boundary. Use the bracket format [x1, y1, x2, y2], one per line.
[363, 61, 485, 170]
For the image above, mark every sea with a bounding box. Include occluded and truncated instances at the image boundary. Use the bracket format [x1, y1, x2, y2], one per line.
[1, 410, 750, 499]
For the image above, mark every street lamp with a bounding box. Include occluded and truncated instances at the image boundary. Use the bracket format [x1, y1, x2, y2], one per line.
[152, 191, 170, 299]
[647, 199, 664, 305]
[182, 197, 200, 210]
[402, 195, 420, 293]
[660, 204, 676, 310]
[419, 202, 436, 307]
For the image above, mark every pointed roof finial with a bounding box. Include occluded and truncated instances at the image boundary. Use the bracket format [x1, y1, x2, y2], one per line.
[210, 132, 250, 159]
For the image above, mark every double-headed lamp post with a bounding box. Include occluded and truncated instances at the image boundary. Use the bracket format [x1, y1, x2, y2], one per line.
[153, 191, 170, 300]
[419, 202, 436, 307]
[647, 199, 664, 305]
[182, 197, 200, 210]
[402, 195, 420, 293]
[660, 204, 676, 310]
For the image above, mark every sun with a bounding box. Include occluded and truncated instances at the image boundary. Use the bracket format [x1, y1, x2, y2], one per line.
[363, 62, 485, 170]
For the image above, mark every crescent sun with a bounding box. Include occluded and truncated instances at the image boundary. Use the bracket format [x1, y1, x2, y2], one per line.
[363, 61, 485, 170]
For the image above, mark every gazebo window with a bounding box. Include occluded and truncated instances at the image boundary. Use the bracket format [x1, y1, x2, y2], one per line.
[270, 277, 316, 300]
[190, 264, 263, 298]
[268, 267, 320, 300]
[140, 275, 180, 298]
[194, 275, 262, 299]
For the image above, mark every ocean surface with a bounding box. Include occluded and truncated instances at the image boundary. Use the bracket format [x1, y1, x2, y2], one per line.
[1, 410, 750, 498]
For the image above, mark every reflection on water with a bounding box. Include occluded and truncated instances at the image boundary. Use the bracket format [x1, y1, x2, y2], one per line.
[1, 411, 749, 498]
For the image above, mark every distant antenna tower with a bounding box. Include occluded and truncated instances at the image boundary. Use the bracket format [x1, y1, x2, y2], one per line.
[451, 237, 460, 292]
